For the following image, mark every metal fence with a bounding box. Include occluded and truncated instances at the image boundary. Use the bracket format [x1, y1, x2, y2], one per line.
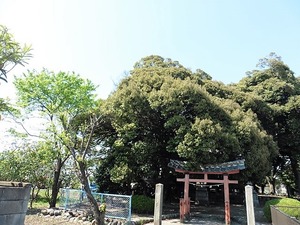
[271, 205, 300, 225]
[59, 188, 132, 222]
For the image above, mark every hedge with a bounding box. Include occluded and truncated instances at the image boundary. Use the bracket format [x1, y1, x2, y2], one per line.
[263, 197, 300, 222]
[131, 195, 155, 214]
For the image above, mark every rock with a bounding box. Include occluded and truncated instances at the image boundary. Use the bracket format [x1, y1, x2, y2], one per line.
[41, 209, 48, 215]
[91, 219, 96, 225]
[83, 221, 91, 225]
[54, 209, 61, 216]
[62, 212, 69, 218]
[47, 208, 55, 216]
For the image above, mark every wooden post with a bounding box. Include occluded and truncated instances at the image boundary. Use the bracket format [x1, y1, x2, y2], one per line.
[154, 183, 164, 225]
[179, 173, 190, 223]
[245, 184, 255, 225]
[184, 173, 190, 221]
[224, 174, 230, 225]
[180, 198, 184, 223]
[184, 174, 189, 204]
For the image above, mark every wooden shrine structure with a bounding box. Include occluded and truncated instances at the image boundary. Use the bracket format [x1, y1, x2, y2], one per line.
[168, 159, 245, 225]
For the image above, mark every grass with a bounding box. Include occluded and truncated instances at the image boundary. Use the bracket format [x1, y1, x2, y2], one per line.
[31, 195, 49, 208]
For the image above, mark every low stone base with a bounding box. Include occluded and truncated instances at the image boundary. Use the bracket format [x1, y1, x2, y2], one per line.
[40, 208, 128, 225]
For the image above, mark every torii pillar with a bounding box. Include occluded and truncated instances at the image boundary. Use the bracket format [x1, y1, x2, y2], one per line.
[180, 173, 190, 222]
[224, 173, 230, 224]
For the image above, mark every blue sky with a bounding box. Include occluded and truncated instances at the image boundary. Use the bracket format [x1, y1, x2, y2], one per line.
[1, 0, 300, 99]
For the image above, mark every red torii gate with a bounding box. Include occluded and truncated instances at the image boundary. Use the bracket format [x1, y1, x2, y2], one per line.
[168, 159, 245, 225]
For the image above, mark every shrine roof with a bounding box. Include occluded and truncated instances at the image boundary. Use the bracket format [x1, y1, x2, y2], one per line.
[168, 159, 245, 173]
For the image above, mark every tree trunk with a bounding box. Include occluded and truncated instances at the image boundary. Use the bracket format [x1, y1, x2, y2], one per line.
[271, 178, 276, 194]
[49, 158, 63, 208]
[289, 155, 300, 194]
[30, 186, 41, 209]
[287, 185, 292, 198]
[261, 184, 265, 195]
[78, 161, 104, 225]
[29, 186, 35, 209]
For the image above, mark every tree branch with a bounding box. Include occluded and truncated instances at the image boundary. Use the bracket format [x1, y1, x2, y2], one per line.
[6, 112, 44, 139]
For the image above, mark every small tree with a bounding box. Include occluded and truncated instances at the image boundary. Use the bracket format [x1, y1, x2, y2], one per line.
[0, 141, 53, 208]
[14, 69, 98, 207]
[14, 69, 106, 224]
[66, 111, 106, 225]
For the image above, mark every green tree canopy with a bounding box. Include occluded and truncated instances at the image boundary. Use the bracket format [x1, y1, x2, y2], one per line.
[0, 141, 55, 208]
[96, 55, 277, 197]
[236, 53, 300, 193]
[14, 69, 107, 224]
[14, 69, 98, 207]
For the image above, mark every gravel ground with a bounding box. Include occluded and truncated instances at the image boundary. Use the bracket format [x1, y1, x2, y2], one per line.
[143, 204, 271, 225]
[24, 204, 271, 225]
[25, 215, 84, 225]
[25, 208, 85, 225]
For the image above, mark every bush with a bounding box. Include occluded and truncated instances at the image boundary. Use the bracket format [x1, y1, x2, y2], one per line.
[131, 195, 154, 214]
[263, 197, 300, 222]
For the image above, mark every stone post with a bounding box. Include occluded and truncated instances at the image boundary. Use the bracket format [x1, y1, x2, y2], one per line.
[154, 183, 164, 225]
[245, 184, 255, 225]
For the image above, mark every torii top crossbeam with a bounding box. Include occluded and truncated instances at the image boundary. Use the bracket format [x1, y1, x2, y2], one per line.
[168, 159, 246, 174]
[168, 159, 245, 225]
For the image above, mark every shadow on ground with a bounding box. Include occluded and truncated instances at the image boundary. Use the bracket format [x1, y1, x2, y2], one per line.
[133, 203, 271, 225]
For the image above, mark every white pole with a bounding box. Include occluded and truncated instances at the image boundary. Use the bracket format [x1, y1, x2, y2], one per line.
[245, 184, 256, 225]
[154, 183, 164, 225]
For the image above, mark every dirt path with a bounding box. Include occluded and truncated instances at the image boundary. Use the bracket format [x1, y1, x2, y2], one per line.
[25, 215, 84, 225]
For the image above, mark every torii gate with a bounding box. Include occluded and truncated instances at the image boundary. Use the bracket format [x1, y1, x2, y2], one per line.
[168, 159, 245, 225]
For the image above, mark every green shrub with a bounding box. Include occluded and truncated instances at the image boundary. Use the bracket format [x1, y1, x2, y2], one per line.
[263, 197, 300, 222]
[131, 195, 154, 214]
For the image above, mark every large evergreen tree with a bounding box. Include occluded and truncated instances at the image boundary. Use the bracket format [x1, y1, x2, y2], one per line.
[96, 55, 277, 197]
[236, 53, 300, 193]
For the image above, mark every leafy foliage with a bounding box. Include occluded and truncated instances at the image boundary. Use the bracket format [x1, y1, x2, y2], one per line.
[0, 142, 55, 208]
[96, 55, 277, 197]
[14, 69, 98, 207]
[14, 69, 108, 224]
[131, 195, 154, 214]
[14, 69, 97, 115]
[0, 25, 32, 83]
[236, 53, 300, 192]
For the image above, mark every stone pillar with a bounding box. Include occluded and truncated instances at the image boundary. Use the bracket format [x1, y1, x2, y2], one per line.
[245, 184, 255, 225]
[154, 183, 164, 225]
